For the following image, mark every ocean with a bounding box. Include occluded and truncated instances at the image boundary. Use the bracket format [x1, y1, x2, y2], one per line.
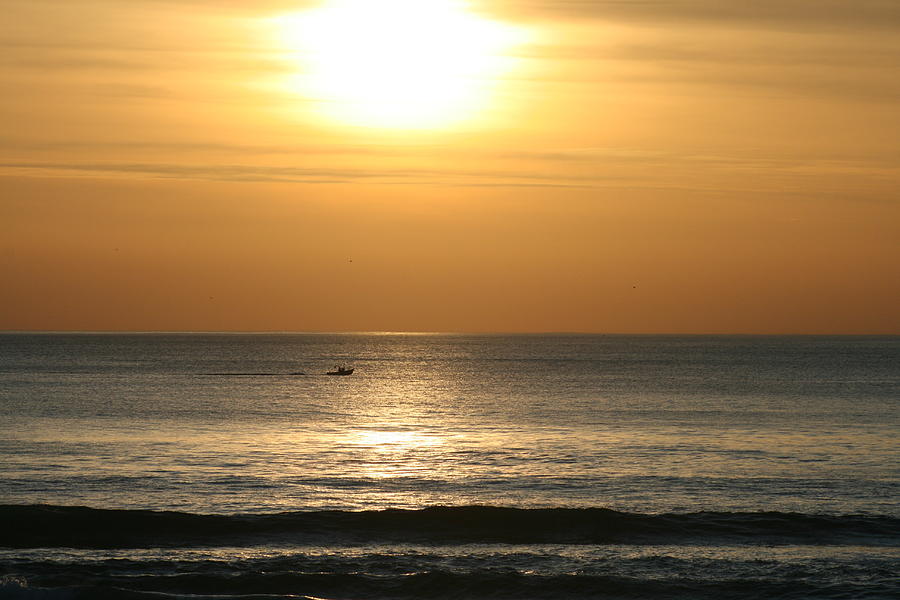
[1, 333, 898, 599]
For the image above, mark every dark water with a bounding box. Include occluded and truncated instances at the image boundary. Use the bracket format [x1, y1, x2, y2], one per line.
[1, 333, 898, 599]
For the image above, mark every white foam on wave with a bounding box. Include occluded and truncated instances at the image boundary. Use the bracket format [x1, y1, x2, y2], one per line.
[0, 576, 74, 600]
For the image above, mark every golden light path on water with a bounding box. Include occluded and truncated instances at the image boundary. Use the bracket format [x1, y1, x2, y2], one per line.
[272, 0, 528, 129]
[10, 334, 894, 517]
[345, 428, 446, 480]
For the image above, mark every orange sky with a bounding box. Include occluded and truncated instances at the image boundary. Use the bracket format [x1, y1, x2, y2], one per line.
[2, 0, 899, 333]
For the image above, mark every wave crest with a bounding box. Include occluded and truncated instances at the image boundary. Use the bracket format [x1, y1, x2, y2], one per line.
[3, 505, 897, 549]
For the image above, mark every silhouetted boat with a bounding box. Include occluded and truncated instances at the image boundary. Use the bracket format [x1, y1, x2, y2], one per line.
[326, 366, 354, 376]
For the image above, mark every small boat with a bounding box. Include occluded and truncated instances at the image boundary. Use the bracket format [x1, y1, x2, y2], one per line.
[326, 366, 354, 376]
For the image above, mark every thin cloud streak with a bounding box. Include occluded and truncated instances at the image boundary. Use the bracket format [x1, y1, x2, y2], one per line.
[0, 161, 609, 188]
[3, 152, 894, 195]
[496, 0, 900, 32]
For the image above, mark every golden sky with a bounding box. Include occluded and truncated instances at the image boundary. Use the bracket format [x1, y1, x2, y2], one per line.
[2, 0, 898, 333]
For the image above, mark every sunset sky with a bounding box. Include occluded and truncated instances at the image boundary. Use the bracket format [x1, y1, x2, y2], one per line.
[2, 0, 898, 333]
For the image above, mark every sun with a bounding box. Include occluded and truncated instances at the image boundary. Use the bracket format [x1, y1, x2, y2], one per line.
[274, 0, 525, 129]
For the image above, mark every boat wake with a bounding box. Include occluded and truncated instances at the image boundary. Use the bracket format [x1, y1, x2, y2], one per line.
[203, 373, 306, 377]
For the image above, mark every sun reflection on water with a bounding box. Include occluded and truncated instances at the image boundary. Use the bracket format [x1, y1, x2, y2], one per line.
[343, 427, 449, 481]
[348, 429, 442, 450]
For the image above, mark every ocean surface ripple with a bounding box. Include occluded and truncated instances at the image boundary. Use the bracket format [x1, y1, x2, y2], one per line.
[1, 333, 898, 599]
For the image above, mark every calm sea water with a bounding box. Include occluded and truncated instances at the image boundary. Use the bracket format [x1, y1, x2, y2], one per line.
[1, 333, 898, 599]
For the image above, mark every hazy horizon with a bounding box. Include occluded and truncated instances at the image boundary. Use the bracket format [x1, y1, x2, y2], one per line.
[4, 330, 898, 336]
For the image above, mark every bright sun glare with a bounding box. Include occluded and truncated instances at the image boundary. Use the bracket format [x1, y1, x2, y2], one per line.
[275, 0, 525, 129]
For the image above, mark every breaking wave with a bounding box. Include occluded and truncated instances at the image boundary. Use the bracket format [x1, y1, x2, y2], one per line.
[3, 504, 897, 549]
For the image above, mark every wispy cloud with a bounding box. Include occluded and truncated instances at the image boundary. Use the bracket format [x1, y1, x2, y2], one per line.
[497, 1, 900, 32]
[514, 19, 900, 102]
[0, 160, 606, 188]
[3, 0, 312, 16]
[3, 150, 895, 194]
[0, 139, 465, 157]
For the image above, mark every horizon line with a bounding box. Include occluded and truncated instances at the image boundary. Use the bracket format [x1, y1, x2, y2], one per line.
[2, 330, 897, 337]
